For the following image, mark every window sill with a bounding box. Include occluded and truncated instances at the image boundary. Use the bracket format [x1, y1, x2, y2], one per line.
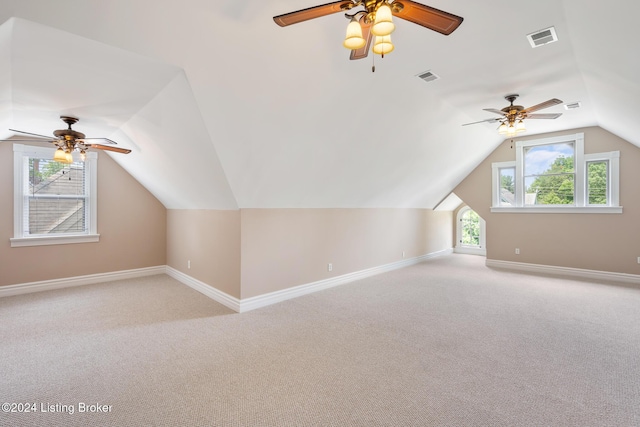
[490, 206, 623, 214]
[10, 234, 100, 247]
[455, 246, 487, 256]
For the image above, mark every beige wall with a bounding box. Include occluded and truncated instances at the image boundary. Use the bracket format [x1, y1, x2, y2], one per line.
[0, 142, 166, 287]
[166, 210, 241, 298]
[454, 126, 640, 274]
[240, 208, 453, 299]
[1, 148, 454, 299]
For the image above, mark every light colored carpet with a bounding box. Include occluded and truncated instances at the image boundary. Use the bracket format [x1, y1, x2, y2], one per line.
[1, 254, 639, 426]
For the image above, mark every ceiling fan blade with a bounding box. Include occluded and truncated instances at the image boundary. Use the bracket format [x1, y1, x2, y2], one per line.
[350, 16, 372, 60]
[521, 98, 563, 114]
[392, 0, 463, 35]
[524, 113, 563, 119]
[483, 108, 507, 116]
[8, 129, 53, 139]
[86, 144, 131, 154]
[78, 137, 117, 145]
[273, 1, 354, 27]
[1, 138, 56, 143]
[462, 118, 501, 126]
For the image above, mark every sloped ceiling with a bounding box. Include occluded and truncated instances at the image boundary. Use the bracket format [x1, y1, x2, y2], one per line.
[0, 0, 638, 209]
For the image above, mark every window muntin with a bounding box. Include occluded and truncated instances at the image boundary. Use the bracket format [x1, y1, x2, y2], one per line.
[12, 144, 99, 247]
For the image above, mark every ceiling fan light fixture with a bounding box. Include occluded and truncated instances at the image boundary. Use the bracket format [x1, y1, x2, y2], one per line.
[53, 148, 67, 163]
[498, 123, 508, 135]
[506, 123, 517, 137]
[372, 3, 395, 37]
[64, 151, 74, 164]
[343, 18, 366, 50]
[516, 120, 526, 133]
[373, 34, 394, 55]
[273, 2, 463, 64]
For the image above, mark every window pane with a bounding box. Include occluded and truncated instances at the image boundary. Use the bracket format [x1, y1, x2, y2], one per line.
[524, 142, 574, 176]
[26, 158, 87, 235]
[461, 210, 480, 246]
[587, 160, 608, 205]
[499, 167, 515, 206]
[523, 142, 575, 205]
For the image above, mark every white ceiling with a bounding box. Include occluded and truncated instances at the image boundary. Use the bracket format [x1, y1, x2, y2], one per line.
[0, 0, 638, 209]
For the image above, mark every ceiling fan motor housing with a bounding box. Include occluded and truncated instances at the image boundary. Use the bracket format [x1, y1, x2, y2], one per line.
[53, 116, 86, 140]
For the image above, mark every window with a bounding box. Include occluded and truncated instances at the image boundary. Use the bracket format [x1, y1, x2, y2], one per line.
[455, 206, 486, 256]
[460, 209, 480, 246]
[523, 141, 574, 205]
[12, 144, 99, 247]
[498, 166, 515, 206]
[491, 133, 621, 213]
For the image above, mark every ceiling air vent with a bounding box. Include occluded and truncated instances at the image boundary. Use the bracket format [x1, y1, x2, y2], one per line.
[527, 26, 558, 48]
[564, 101, 581, 110]
[416, 70, 440, 83]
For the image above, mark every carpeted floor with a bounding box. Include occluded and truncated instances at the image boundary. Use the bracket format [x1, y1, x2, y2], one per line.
[1, 254, 639, 426]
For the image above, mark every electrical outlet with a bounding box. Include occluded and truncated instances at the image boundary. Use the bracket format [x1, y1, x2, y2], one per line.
[515, 248, 520, 255]
[637, 257, 640, 264]
[327, 263, 332, 272]
[402, 251, 405, 258]
[188, 260, 191, 269]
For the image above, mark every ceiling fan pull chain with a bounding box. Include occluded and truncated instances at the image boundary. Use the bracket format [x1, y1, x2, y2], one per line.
[371, 53, 375, 72]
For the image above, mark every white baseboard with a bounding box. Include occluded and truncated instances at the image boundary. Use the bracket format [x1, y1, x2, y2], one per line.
[0, 266, 166, 298]
[486, 259, 640, 285]
[166, 248, 452, 313]
[238, 248, 453, 313]
[1, 249, 453, 313]
[165, 266, 241, 313]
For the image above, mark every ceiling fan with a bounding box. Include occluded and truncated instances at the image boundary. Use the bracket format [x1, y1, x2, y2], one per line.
[463, 94, 563, 137]
[2, 116, 131, 163]
[273, 0, 463, 61]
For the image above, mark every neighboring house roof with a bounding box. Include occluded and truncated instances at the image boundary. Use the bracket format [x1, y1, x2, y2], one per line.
[500, 189, 537, 206]
[29, 164, 84, 234]
[500, 189, 515, 206]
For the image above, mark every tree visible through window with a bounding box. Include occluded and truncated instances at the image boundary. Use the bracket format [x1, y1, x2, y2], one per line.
[524, 142, 574, 205]
[587, 161, 608, 205]
[460, 209, 480, 247]
[491, 132, 620, 212]
[499, 167, 515, 206]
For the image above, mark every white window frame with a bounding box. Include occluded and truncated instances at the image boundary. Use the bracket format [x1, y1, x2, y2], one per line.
[492, 161, 516, 207]
[11, 144, 100, 247]
[491, 133, 621, 213]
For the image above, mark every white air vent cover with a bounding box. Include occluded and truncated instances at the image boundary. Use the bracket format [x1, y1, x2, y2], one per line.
[564, 101, 581, 110]
[527, 26, 558, 48]
[416, 70, 440, 83]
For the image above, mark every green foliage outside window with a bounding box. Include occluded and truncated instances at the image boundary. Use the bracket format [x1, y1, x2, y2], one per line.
[29, 158, 65, 186]
[587, 161, 608, 205]
[461, 210, 480, 246]
[526, 156, 575, 204]
[525, 156, 608, 205]
[501, 174, 514, 194]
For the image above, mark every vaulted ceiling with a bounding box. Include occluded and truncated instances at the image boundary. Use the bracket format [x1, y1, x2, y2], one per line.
[0, 0, 638, 209]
